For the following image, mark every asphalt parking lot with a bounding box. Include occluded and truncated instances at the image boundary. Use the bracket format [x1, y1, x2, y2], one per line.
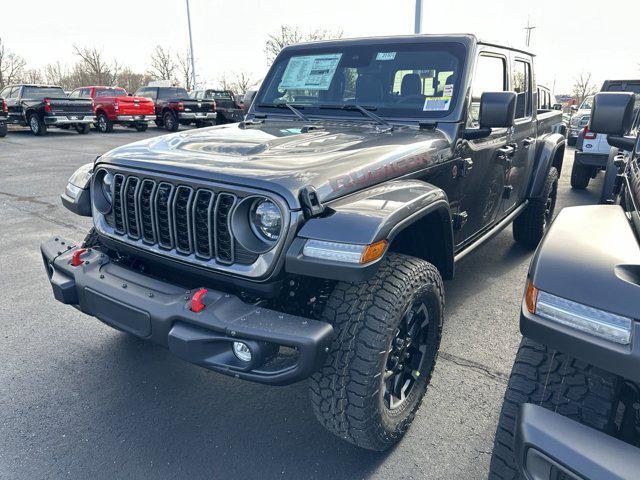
[0, 126, 603, 479]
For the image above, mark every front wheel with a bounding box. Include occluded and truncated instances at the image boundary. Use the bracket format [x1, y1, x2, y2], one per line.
[513, 167, 558, 249]
[75, 123, 90, 134]
[570, 159, 592, 189]
[135, 122, 148, 132]
[96, 113, 113, 133]
[28, 114, 47, 136]
[489, 338, 620, 479]
[309, 253, 444, 451]
[163, 112, 178, 132]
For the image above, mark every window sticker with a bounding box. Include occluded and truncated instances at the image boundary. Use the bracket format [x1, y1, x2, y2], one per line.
[443, 84, 454, 97]
[376, 52, 397, 61]
[279, 54, 342, 91]
[423, 96, 451, 111]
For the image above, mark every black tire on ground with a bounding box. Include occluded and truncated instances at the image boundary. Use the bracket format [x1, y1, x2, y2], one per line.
[75, 123, 90, 134]
[309, 253, 444, 451]
[194, 120, 204, 128]
[216, 114, 226, 125]
[0, 121, 6, 137]
[567, 136, 577, 147]
[28, 114, 47, 136]
[163, 111, 179, 132]
[600, 148, 621, 204]
[489, 337, 620, 479]
[570, 159, 591, 189]
[81, 227, 101, 248]
[154, 119, 162, 128]
[96, 113, 113, 133]
[135, 122, 148, 132]
[513, 167, 558, 249]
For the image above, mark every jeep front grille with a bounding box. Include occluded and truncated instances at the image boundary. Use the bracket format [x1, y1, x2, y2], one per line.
[108, 173, 257, 265]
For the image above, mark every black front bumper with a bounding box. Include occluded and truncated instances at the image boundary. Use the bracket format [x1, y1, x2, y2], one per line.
[515, 403, 640, 480]
[41, 236, 333, 385]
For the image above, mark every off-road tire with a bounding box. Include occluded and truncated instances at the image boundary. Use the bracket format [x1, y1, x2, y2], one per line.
[489, 337, 620, 479]
[0, 121, 6, 137]
[163, 111, 179, 132]
[28, 114, 47, 136]
[309, 253, 444, 451]
[513, 167, 558, 249]
[570, 159, 591, 189]
[81, 227, 101, 248]
[135, 122, 148, 132]
[96, 113, 113, 133]
[76, 123, 90, 134]
[600, 148, 621, 204]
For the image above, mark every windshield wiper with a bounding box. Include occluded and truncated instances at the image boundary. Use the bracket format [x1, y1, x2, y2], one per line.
[319, 104, 393, 130]
[257, 102, 310, 121]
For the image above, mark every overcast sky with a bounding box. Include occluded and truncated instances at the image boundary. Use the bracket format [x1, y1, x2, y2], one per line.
[2, 0, 638, 94]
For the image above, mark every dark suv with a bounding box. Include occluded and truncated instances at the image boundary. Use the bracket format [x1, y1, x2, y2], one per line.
[489, 92, 640, 479]
[43, 34, 565, 450]
[134, 86, 216, 131]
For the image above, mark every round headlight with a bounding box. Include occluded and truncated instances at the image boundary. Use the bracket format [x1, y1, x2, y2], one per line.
[102, 172, 113, 203]
[250, 199, 282, 241]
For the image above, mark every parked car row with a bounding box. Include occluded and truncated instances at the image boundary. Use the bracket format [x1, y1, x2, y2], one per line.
[0, 83, 252, 136]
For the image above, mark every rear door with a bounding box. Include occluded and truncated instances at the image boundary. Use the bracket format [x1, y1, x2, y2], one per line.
[502, 55, 536, 213]
[3, 86, 22, 123]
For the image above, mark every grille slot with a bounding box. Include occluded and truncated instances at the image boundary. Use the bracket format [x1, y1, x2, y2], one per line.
[214, 193, 236, 264]
[105, 173, 266, 267]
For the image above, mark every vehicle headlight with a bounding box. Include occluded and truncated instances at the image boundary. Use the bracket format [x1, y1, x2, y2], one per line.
[526, 281, 633, 345]
[101, 172, 113, 203]
[250, 199, 282, 241]
[68, 163, 93, 189]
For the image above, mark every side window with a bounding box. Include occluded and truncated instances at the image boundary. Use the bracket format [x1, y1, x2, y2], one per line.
[0, 86, 12, 98]
[470, 54, 506, 124]
[9, 87, 20, 98]
[512, 60, 532, 118]
[79, 88, 92, 97]
[69, 90, 80, 98]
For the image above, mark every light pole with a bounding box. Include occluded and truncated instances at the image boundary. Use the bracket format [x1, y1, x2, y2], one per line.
[185, 0, 197, 90]
[414, 0, 423, 34]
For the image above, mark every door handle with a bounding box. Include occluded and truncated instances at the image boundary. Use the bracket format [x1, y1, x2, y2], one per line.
[523, 137, 535, 147]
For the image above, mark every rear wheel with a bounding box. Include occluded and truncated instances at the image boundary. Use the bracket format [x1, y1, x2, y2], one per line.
[570, 159, 592, 189]
[28, 114, 47, 136]
[309, 253, 443, 451]
[0, 121, 6, 137]
[135, 122, 148, 132]
[489, 338, 620, 479]
[600, 148, 622, 204]
[96, 113, 113, 133]
[163, 111, 178, 132]
[75, 123, 90, 134]
[513, 167, 558, 249]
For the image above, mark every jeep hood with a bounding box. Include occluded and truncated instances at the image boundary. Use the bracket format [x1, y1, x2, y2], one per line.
[98, 122, 453, 208]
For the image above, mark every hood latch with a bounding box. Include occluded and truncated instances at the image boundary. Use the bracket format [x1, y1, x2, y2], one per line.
[299, 186, 324, 218]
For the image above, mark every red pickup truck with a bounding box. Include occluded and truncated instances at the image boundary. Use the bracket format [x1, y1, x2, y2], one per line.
[69, 86, 155, 133]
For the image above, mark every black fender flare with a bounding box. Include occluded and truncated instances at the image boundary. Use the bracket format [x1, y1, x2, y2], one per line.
[285, 180, 453, 282]
[527, 133, 566, 200]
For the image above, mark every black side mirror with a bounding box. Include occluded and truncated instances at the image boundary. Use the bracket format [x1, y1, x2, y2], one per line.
[590, 92, 636, 151]
[479, 91, 517, 129]
[552, 103, 562, 111]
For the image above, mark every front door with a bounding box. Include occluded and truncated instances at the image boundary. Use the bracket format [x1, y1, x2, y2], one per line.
[503, 57, 536, 212]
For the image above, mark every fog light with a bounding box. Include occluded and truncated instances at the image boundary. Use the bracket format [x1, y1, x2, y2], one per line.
[232, 341, 252, 362]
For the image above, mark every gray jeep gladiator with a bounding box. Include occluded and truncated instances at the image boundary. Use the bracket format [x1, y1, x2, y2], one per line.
[42, 34, 565, 450]
[489, 92, 640, 479]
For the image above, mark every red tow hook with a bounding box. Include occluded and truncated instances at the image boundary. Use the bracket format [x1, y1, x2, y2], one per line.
[71, 248, 87, 267]
[190, 288, 208, 312]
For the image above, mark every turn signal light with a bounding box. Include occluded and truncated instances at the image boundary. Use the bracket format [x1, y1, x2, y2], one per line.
[361, 240, 388, 264]
[525, 279, 538, 314]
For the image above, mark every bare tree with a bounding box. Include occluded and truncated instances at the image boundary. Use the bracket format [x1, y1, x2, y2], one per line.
[0, 37, 26, 88]
[116, 67, 152, 93]
[148, 46, 176, 83]
[22, 68, 44, 84]
[44, 62, 70, 88]
[571, 72, 597, 105]
[264, 25, 343, 65]
[72, 45, 117, 85]
[176, 50, 193, 90]
[216, 73, 232, 91]
[225, 71, 255, 94]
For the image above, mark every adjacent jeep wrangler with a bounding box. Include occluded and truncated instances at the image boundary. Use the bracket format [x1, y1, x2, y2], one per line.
[489, 92, 640, 479]
[43, 35, 565, 450]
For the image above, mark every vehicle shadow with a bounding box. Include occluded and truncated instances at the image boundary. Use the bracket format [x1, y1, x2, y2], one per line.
[50, 330, 389, 479]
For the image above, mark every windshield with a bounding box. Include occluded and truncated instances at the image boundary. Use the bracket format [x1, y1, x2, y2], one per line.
[605, 82, 640, 102]
[579, 95, 594, 110]
[23, 86, 66, 99]
[204, 90, 233, 100]
[255, 41, 466, 120]
[95, 88, 127, 98]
